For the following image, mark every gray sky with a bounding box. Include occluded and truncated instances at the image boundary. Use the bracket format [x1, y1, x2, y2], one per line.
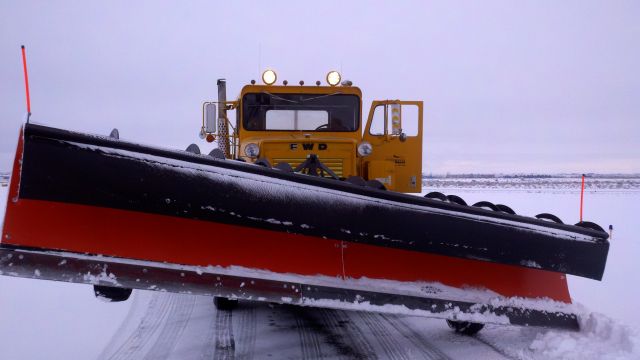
[1, 0, 638, 174]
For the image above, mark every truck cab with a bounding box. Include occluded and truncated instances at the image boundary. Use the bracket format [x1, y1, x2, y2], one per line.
[201, 70, 423, 193]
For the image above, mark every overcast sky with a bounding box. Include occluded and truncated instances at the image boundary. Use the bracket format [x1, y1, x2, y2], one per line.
[1, 1, 638, 174]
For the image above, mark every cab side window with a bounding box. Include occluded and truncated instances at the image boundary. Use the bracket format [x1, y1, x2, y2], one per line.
[369, 105, 386, 135]
[368, 104, 420, 137]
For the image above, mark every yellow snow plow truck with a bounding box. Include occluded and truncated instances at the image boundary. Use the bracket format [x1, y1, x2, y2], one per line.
[1, 69, 609, 334]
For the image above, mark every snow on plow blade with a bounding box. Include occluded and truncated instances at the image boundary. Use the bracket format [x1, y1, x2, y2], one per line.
[1, 124, 609, 329]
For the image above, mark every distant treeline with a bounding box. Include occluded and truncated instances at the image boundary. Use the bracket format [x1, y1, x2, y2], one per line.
[423, 173, 640, 179]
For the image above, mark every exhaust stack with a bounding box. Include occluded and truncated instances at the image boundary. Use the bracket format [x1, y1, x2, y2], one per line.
[217, 79, 229, 158]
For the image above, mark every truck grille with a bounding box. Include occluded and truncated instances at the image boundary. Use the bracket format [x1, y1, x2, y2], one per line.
[272, 158, 344, 178]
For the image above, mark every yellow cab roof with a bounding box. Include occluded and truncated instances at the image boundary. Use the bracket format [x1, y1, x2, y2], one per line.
[239, 84, 362, 98]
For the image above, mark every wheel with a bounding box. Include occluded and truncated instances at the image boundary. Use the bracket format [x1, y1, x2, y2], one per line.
[446, 195, 467, 206]
[446, 320, 484, 335]
[365, 180, 386, 190]
[535, 213, 563, 224]
[254, 158, 272, 168]
[185, 144, 201, 154]
[274, 162, 293, 172]
[214, 296, 239, 310]
[94, 285, 132, 302]
[495, 204, 516, 215]
[575, 221, 606, 232]
[208, 148, 225, 159]
[424, 191, 448, 201]
[473, 201, 500, 211]
[345, 176, 367, 186]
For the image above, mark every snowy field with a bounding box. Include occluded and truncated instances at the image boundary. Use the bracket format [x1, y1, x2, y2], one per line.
[423, 175, 640, 192]
[0, 177, 639, 359]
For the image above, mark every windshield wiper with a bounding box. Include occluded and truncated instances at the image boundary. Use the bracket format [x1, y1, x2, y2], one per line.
[301, 92, 342, 102]
[261, 91, 299, 104]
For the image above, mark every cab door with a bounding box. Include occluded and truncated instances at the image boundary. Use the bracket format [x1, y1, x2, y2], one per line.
[362, 100, 423, 193]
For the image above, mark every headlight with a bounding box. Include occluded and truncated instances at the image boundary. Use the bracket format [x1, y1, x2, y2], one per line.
[326, 71, 341, 86]
[357, 142, 373, 157]
[244, 143, 260, 157]
[262, 69, 277, 85]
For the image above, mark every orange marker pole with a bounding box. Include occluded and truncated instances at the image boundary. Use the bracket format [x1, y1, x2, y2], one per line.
[21, 45, 32, 122]
[579, 174, 585, 222]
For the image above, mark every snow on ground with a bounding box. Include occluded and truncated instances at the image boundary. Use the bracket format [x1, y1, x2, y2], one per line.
[0, 276, 132, 359]
[422, 174, 640, 192]
[528, 312, 637, 360]
[0, 176, 639, 359]
[0, 185, 132, 359]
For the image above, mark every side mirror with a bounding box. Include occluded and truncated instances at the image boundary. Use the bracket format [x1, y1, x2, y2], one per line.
[204, 103, 217, 133]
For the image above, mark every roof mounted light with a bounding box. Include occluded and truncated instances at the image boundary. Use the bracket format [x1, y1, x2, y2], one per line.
[262, 69, 277, 85]
[326, 71, 341, 86]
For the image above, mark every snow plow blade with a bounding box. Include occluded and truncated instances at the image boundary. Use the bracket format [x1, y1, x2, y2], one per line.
[1, 123, 609, 329]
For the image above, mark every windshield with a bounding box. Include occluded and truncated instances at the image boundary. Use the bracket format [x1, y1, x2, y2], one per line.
[242, 93, 360, 131]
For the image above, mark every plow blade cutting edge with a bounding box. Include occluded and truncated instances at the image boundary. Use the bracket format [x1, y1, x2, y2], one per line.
[0, 246, 579, 329]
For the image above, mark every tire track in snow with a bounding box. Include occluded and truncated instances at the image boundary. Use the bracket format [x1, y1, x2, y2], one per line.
[292, 306, 387, 359]
[472, 333, 519, 360]
[357, 312, 411, 360]
[318, 309, 378, 359]
[292, 306, 326, 359]
[104, 293, 173, 360]
[195, 298, 218, 360]
[104, 293, 175, 360]
[143, 294, 197, 360]
[380, 314, 451, 360]
[97, 293, 147, 360]
[213, 309, 235, 360]
[234, 302, 257, 360]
